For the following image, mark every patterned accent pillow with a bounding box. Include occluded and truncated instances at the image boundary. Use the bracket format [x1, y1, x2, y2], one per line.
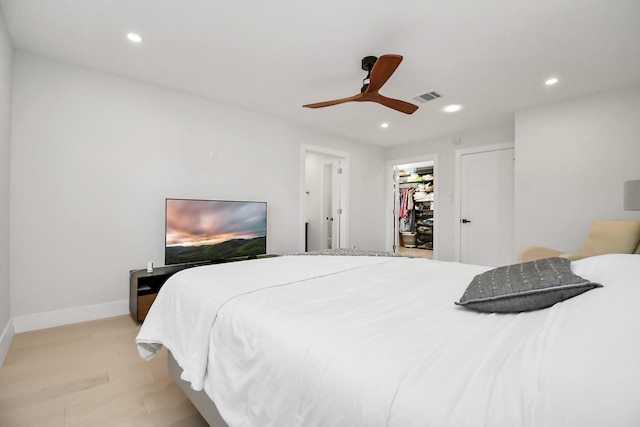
[455, 257, 602, 313]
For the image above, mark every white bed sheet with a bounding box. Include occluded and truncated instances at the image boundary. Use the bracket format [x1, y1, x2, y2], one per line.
[136, 255, 396, 389]
[137, 254, 640, 427]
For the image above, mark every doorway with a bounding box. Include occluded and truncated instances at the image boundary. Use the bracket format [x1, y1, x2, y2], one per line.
[301, 145, 350, 252]
[321, 159, 342, 250]
[455, 143, 515, 266]
[386, 154, 438, 259]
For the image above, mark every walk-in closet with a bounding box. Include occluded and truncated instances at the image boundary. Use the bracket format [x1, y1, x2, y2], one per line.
[396, 162, 434, 258]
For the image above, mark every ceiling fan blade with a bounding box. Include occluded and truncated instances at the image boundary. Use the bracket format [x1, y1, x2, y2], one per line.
[303, 93, 363, 109]
[374, 94, 419, 115]
[304, 54, 416, 114]
[366, 54, 403, 93]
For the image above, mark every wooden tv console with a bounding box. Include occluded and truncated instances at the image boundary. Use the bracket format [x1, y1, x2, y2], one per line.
[129, 254, 277, 322]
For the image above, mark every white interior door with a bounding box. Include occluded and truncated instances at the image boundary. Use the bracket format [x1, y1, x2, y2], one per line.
[331, 160, 343, 249]
[322, 162, 333, 249]
[459, 147, 515, 266]
[322, 159, 344, 250]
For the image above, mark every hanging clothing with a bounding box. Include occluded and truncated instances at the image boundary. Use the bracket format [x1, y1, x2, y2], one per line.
[399, 187, 416, 232]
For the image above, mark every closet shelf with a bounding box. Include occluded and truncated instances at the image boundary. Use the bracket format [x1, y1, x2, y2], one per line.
[399, 182, 434, 188]
[398, 165, 435, 252]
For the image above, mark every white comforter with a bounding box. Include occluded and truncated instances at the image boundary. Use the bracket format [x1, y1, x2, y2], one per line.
[136, 254, 640, 427]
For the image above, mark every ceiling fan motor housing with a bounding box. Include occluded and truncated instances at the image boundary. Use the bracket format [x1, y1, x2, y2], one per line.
[361, 56, 378, 71]
[361, 56, 377, 92]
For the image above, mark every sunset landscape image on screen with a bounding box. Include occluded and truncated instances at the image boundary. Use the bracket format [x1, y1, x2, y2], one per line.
[165, 199, 266, 265]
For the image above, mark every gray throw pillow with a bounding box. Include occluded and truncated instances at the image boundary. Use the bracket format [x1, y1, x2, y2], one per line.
[455, 257, 602, 313]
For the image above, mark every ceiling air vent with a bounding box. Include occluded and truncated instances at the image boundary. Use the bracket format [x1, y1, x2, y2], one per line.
[413, 91, 442, 103]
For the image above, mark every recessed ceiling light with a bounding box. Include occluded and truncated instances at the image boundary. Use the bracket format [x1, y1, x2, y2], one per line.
[381, 122, 389, 129]
[443, 104, 462, 113]
[127, 33, 142, 43]
[545, 77, 559, 86]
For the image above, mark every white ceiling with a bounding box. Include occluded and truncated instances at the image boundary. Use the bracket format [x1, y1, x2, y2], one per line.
[1, 0, 639, 147]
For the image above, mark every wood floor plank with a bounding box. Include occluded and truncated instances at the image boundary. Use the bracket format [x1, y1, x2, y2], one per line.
[0, 315, 207, 427]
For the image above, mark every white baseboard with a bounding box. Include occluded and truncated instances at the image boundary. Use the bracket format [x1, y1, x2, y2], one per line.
[0, 318, 15, 367]
[12, 299, 130, 333]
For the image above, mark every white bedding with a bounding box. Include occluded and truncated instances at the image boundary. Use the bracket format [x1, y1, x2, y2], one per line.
[136, 254, 640, 427]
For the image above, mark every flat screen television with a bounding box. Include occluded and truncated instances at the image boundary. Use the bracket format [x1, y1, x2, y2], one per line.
[165, 198, 267, 265]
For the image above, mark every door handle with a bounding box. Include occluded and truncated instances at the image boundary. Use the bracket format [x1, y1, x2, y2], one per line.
[461, 219, 471, 224]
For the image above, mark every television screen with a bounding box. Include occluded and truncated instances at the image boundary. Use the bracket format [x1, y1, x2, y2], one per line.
[165, 198, 267, 265]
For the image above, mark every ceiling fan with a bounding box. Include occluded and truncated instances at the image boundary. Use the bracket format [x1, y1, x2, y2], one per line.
[303, 54, 418, 115]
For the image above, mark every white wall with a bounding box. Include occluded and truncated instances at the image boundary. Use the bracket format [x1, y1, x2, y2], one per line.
[514, 84, 640, 253]
[0, 6, 13, 362]
[11, 53, 637, 332]
[386, 122, 515, 261]
[10, 53, 386, 321]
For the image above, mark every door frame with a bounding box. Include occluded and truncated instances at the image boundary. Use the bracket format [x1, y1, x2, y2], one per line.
[300, 144, 350, 252]
[385, 153, 439, 259]
[454, 142, 514, 262]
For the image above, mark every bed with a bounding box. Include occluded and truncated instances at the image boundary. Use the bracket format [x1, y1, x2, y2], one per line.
[136, 252, 640, 427]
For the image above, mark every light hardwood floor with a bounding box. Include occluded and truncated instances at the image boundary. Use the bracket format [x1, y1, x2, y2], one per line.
[0, 315, 208, 427]
[398, 247, 433, 259]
